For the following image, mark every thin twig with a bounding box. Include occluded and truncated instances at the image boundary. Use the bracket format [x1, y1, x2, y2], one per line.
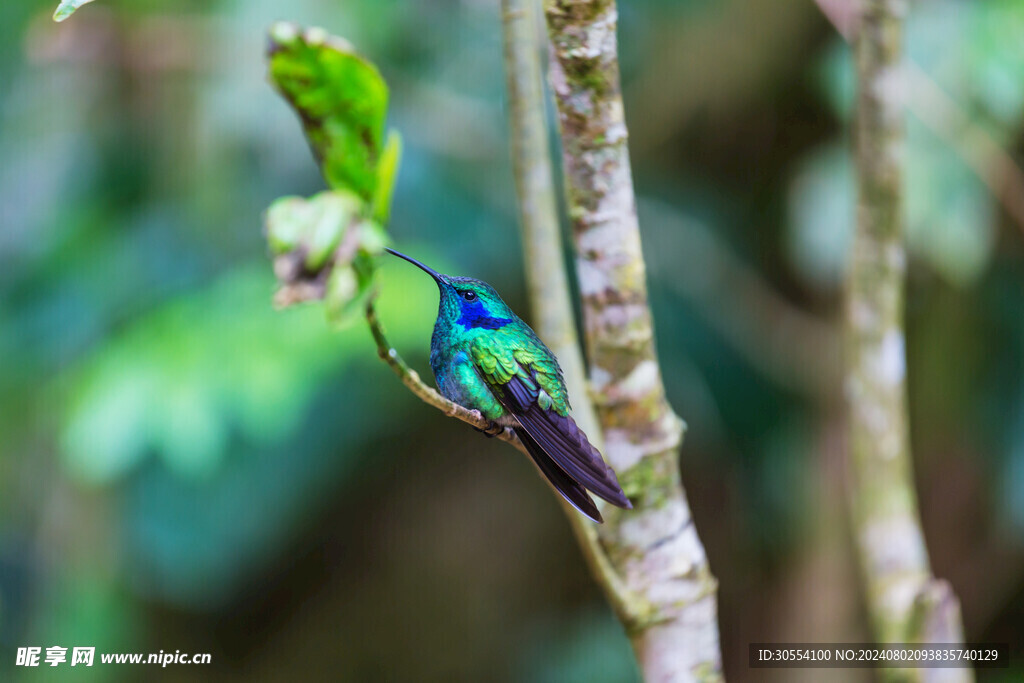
[365, 300, 521, 448]
[368, 295, 646, 621]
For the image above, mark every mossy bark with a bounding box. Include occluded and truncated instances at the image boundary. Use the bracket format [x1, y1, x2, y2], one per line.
[847, 2, 969, 679]
[502, 0, 582, 368]
[501, 0, 638, 624]
[542, 0, 723, 679]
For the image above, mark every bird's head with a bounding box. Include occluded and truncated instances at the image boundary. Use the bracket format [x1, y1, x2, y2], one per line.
[385, 248, 517, 331]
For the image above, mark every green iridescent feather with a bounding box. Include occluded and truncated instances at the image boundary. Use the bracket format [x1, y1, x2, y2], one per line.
[384, 248, 631, 522]
[469, 335, 570, 418]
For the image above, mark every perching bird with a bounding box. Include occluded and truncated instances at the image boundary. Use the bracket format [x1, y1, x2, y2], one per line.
[385, 247, 632, 523]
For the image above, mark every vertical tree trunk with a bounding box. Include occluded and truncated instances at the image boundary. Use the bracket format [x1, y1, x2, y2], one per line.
[501, 0, 638, 624]
[502, 0, 579, 361]
[541, 1, 723, 680]
[847, 1, 969, 678]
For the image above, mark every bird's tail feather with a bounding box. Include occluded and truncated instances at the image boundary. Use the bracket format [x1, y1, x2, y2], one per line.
[516, 427, 603, 523]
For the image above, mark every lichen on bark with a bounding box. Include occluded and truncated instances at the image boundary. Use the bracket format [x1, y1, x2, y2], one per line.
[502, 0, 638, 625]
[542, 0, 723, 679]
[846, 2, 969, 678]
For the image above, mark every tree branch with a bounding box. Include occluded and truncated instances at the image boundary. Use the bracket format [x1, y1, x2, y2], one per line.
[365, 301, 521, 447]
[847, 1, 969, 673]
[368, 283, 647, 622]
[501, 0, 650, 628]
[543, 0, 723, 679]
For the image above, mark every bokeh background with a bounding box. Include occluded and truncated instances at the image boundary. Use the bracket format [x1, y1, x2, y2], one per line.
[2, 0, 1023, 680]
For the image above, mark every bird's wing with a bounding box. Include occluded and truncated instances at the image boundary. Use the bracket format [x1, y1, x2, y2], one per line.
[469, 335, 632, 511]
[516, 428, 603, 523]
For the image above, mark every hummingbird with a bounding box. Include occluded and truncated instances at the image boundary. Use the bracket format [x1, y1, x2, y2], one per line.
[385, 247, 632, 523]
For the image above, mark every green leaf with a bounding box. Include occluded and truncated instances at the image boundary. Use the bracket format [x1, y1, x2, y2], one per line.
[358, 218, 389, 255]
[267, 22, 390, 202]
[52, 0, 95, 22]
[324, 263, 371, 326]
[372, 130, 403, 223]
[264, 23, 403, 327]
[264, 190, 388, 323]
[266, 190, 362, 270]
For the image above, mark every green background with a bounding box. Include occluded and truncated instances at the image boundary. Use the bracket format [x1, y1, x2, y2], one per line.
[1, 0, 1023, 680]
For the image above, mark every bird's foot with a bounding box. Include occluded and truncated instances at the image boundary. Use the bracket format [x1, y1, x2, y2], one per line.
[473, 420, 505, 438]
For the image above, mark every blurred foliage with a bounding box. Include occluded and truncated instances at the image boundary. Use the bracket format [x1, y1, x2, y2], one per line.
[52, 0, 95, 23]
[1, 0, 1023, 680]
[61, 266, 341, 483]
[266, 191, 386, 322]
[265, 23, 400, 324]
[789, 0, 1024, 288]
[788, 128, 994, 287]
[267, 22, 395, 206]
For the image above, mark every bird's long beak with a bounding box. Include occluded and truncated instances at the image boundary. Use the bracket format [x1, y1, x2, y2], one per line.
[384, 247, 446, 285]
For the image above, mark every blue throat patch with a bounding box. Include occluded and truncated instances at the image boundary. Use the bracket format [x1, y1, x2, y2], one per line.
[468, 315, 513, 330]
[456, 300, 513, 330]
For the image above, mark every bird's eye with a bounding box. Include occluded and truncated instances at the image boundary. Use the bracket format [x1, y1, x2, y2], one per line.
[462, 291, 477, 301]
